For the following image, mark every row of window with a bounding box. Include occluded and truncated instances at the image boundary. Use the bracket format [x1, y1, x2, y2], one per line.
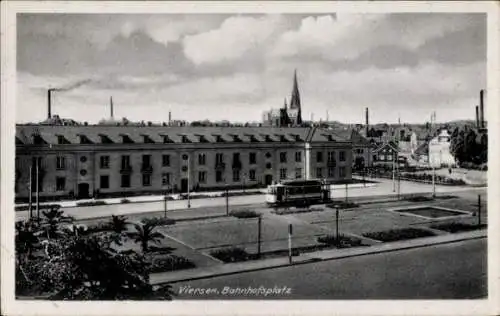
[45, 150, 349, 171]
[47, 166, 348, 192]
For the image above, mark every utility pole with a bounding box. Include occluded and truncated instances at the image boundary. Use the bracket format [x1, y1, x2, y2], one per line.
[477, 195, 481, 225]
[28, 166, 33, 219]
[345, 183, 348, 204]
[335, 206, 340, 246]
[257, 216, 262, 258]
[164, 187, 168, 218]
[392, 153, 396, 192]
[36, 160, 40, 220]
[432, 163, 436, 198]
[226, 184, 229, 216]
[187, 155, 191, 208]
[288, 223, 293, 264]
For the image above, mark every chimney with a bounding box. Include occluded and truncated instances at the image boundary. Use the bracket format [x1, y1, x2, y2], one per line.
[480, 89, 485, 128]
[169, 111, 172, 125]
[475, 105, 480, 129]
[110, 96, 114, 119]
[47, 89, 52, 119]
[365, 107, 369, 136]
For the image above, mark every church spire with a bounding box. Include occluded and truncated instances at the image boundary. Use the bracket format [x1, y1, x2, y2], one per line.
[284, 98, 288, 109]
[290, 69, 301, 110]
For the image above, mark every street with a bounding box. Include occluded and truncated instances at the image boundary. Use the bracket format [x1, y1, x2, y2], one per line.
[172, 238, 487, 299]
[15, 179, 485, 222]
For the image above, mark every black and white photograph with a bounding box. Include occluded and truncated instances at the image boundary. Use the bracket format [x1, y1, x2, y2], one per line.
[1, 1, 499, 315]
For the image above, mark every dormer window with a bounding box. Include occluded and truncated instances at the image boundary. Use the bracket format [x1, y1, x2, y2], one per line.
[180, 135, 191, 143]
[121, 134, 134, 144]
[143, 135, 154, 144]
[99, 134, 113, 144]
[231, 135, 242, 142]
[263, 135, 273, 142]
[279, 135, 288, 142]
[57, 135, 70, 144]
[79, 135, 93, 144]
[246, 134, 259, 142]
[213, 134, 224, 143]
[162, 135, 173, 143]
[291, 134, 302, 142]
[32, 134, 45, 145]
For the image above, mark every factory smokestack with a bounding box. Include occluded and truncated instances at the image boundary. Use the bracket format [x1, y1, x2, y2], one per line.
[365, 107, 369, 136]
[475, 105, 480, 129]
[47, 89, 52, 119]
[480, 89, 485, 128]
[168, 111, 172, 125]
[110, 96, 114, 119]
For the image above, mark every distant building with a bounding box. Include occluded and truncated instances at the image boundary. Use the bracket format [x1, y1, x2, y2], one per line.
[15, 125, 353, 201]
[373, 141, 400, 166]
[263, 70, 303, 127]
[428, 129, 455, 168]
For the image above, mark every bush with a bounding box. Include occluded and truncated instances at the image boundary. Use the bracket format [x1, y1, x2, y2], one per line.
[210, 247, 250, 263]
[317, 234, 363, 248]
[15, 203, 61, 212]
[76, 200, 107, 207]
[363, 228, 436, 242]
[86, 222, 113, 233]
[430, 222, 487, 233]
[230, 210, 260, 219]
[326, 201, 359, 210]
[141, 217, 176, 226]
[121, 198, 131, 204]
[272, 206, 324, 215]
[149, 254, 195, 273]
[405, 195, 433, 202]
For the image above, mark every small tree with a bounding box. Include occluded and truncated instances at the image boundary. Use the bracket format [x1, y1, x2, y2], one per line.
[41, 206, 73, 239]
[127, 221, 165, 253]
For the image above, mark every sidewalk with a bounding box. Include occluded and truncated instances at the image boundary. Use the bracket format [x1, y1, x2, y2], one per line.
[150, 229, 486, 285]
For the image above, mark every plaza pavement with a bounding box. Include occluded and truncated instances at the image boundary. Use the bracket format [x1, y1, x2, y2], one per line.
[150, 229, 487, 285]
[15, 178, 486, 222]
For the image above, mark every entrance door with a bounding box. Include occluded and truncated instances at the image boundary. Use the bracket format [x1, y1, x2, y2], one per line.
[78, 183, 90, 198]
[181, 178, 188, 193]
[265, 174, 273, 186]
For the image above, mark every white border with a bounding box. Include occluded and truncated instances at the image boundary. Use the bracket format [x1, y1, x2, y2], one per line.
[2, 1, 499, 316]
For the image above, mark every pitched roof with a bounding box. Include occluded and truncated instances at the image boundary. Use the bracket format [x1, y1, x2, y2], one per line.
[373, 141, 399, 153]
[15, 125, 352, 146]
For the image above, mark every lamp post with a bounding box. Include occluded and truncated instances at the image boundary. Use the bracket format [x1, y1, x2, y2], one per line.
[28, 166, 33, 219]
[225, 184, 229, 216]
[163, 187, 168, 218]
[257, 215, 262, 258]
[36, 159, 40, 221]
[335, 205, 340, 246]
[187, 155, 191, 209]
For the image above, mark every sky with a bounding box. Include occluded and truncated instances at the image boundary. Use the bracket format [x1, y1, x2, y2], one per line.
[17, 13, 486, 124]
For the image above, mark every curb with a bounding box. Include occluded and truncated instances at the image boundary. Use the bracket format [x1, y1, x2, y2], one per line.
[150, 231, 486, 285]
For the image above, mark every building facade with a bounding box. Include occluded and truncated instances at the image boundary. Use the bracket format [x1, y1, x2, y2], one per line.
[428, 129, 456, 168]
[15, 125, 352, 201]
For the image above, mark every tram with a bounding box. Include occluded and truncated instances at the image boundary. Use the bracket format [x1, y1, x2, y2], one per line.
[265, 179, 330, 206]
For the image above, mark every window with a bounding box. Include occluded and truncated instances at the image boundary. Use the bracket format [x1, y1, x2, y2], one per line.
[339, 151, 346, 162]
[56, 177, 66, 191]
[142, 155, 151, 166]
[198, 171, 207, 184]
[380, 154, 385, 161]
[142, 174, 152, 186]
[295, 151, 302, 162]
[265, 152, 272, 159]
[162, 173, 171, 185]
[280, 152, 287, 163]
[317, 152, 323, 163]
[181, 135, 190, 143]
[249, 152, 257, 164]
[316, 167, 323, 178]
[182, 154, 189, 161]
[232, 169, 240, 182]
[100, 175, 109, 189]
[328, 151, 335, 162]
[295, 168, 302, 179]
[162, 154, 170, 167]
[249, 170, 256, 181]
[100, 156, 110, 169]
[57, 135, 66, 144]
[121, 174, 131, 188]
[387, 154, 393, 161]
[216, 170, 223, 183]
[339, 167, 346, 178]
[266, 163, 272, 169]
[280, 168, 287, 180]
[56, 156, 66, 170]
[328, 167, 335, 177]
[121, 155, 130, 169]
[198, 154, 206, 165]
[216, 153, 224, 164]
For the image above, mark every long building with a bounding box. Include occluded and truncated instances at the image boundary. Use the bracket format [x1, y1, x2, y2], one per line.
[15, 125, 353, 201]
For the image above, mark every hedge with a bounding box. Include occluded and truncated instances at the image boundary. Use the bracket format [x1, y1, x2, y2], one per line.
[149, 254, 195, 273]
[363, 228, 436, 242]
[317, 234, 363, 248]
[76, 200, 107, 207]
[209, 247, 250, 263]
[141, 217, 176, 226]
[230, 210, 261, 219]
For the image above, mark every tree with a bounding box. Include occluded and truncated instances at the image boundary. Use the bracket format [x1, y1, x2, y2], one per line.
[40, 206, 74, 239]
[127, 221, 165, 253]
[15, 220, 39, 262]
[450, 128, 466, 164]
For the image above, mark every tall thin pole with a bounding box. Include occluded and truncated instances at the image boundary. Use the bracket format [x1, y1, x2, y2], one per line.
[35, 160, 40, 220]
[432, 164, 436, 198]
[226, 185, 229, 216]
[478, 194, 481, 226]
[345, 183, 348, 204]
[28, 166, 33, 219]
[164, 188, 168, 218]
[288, 224, 293, 264]
[187, 155, 191, 208]
[392, 153, 396, 192]
[257, 216, 262, 258]
[335, 207, 339, 246]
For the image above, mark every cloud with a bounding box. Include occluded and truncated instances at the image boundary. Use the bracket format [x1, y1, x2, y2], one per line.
[183, 15, 285, 65]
